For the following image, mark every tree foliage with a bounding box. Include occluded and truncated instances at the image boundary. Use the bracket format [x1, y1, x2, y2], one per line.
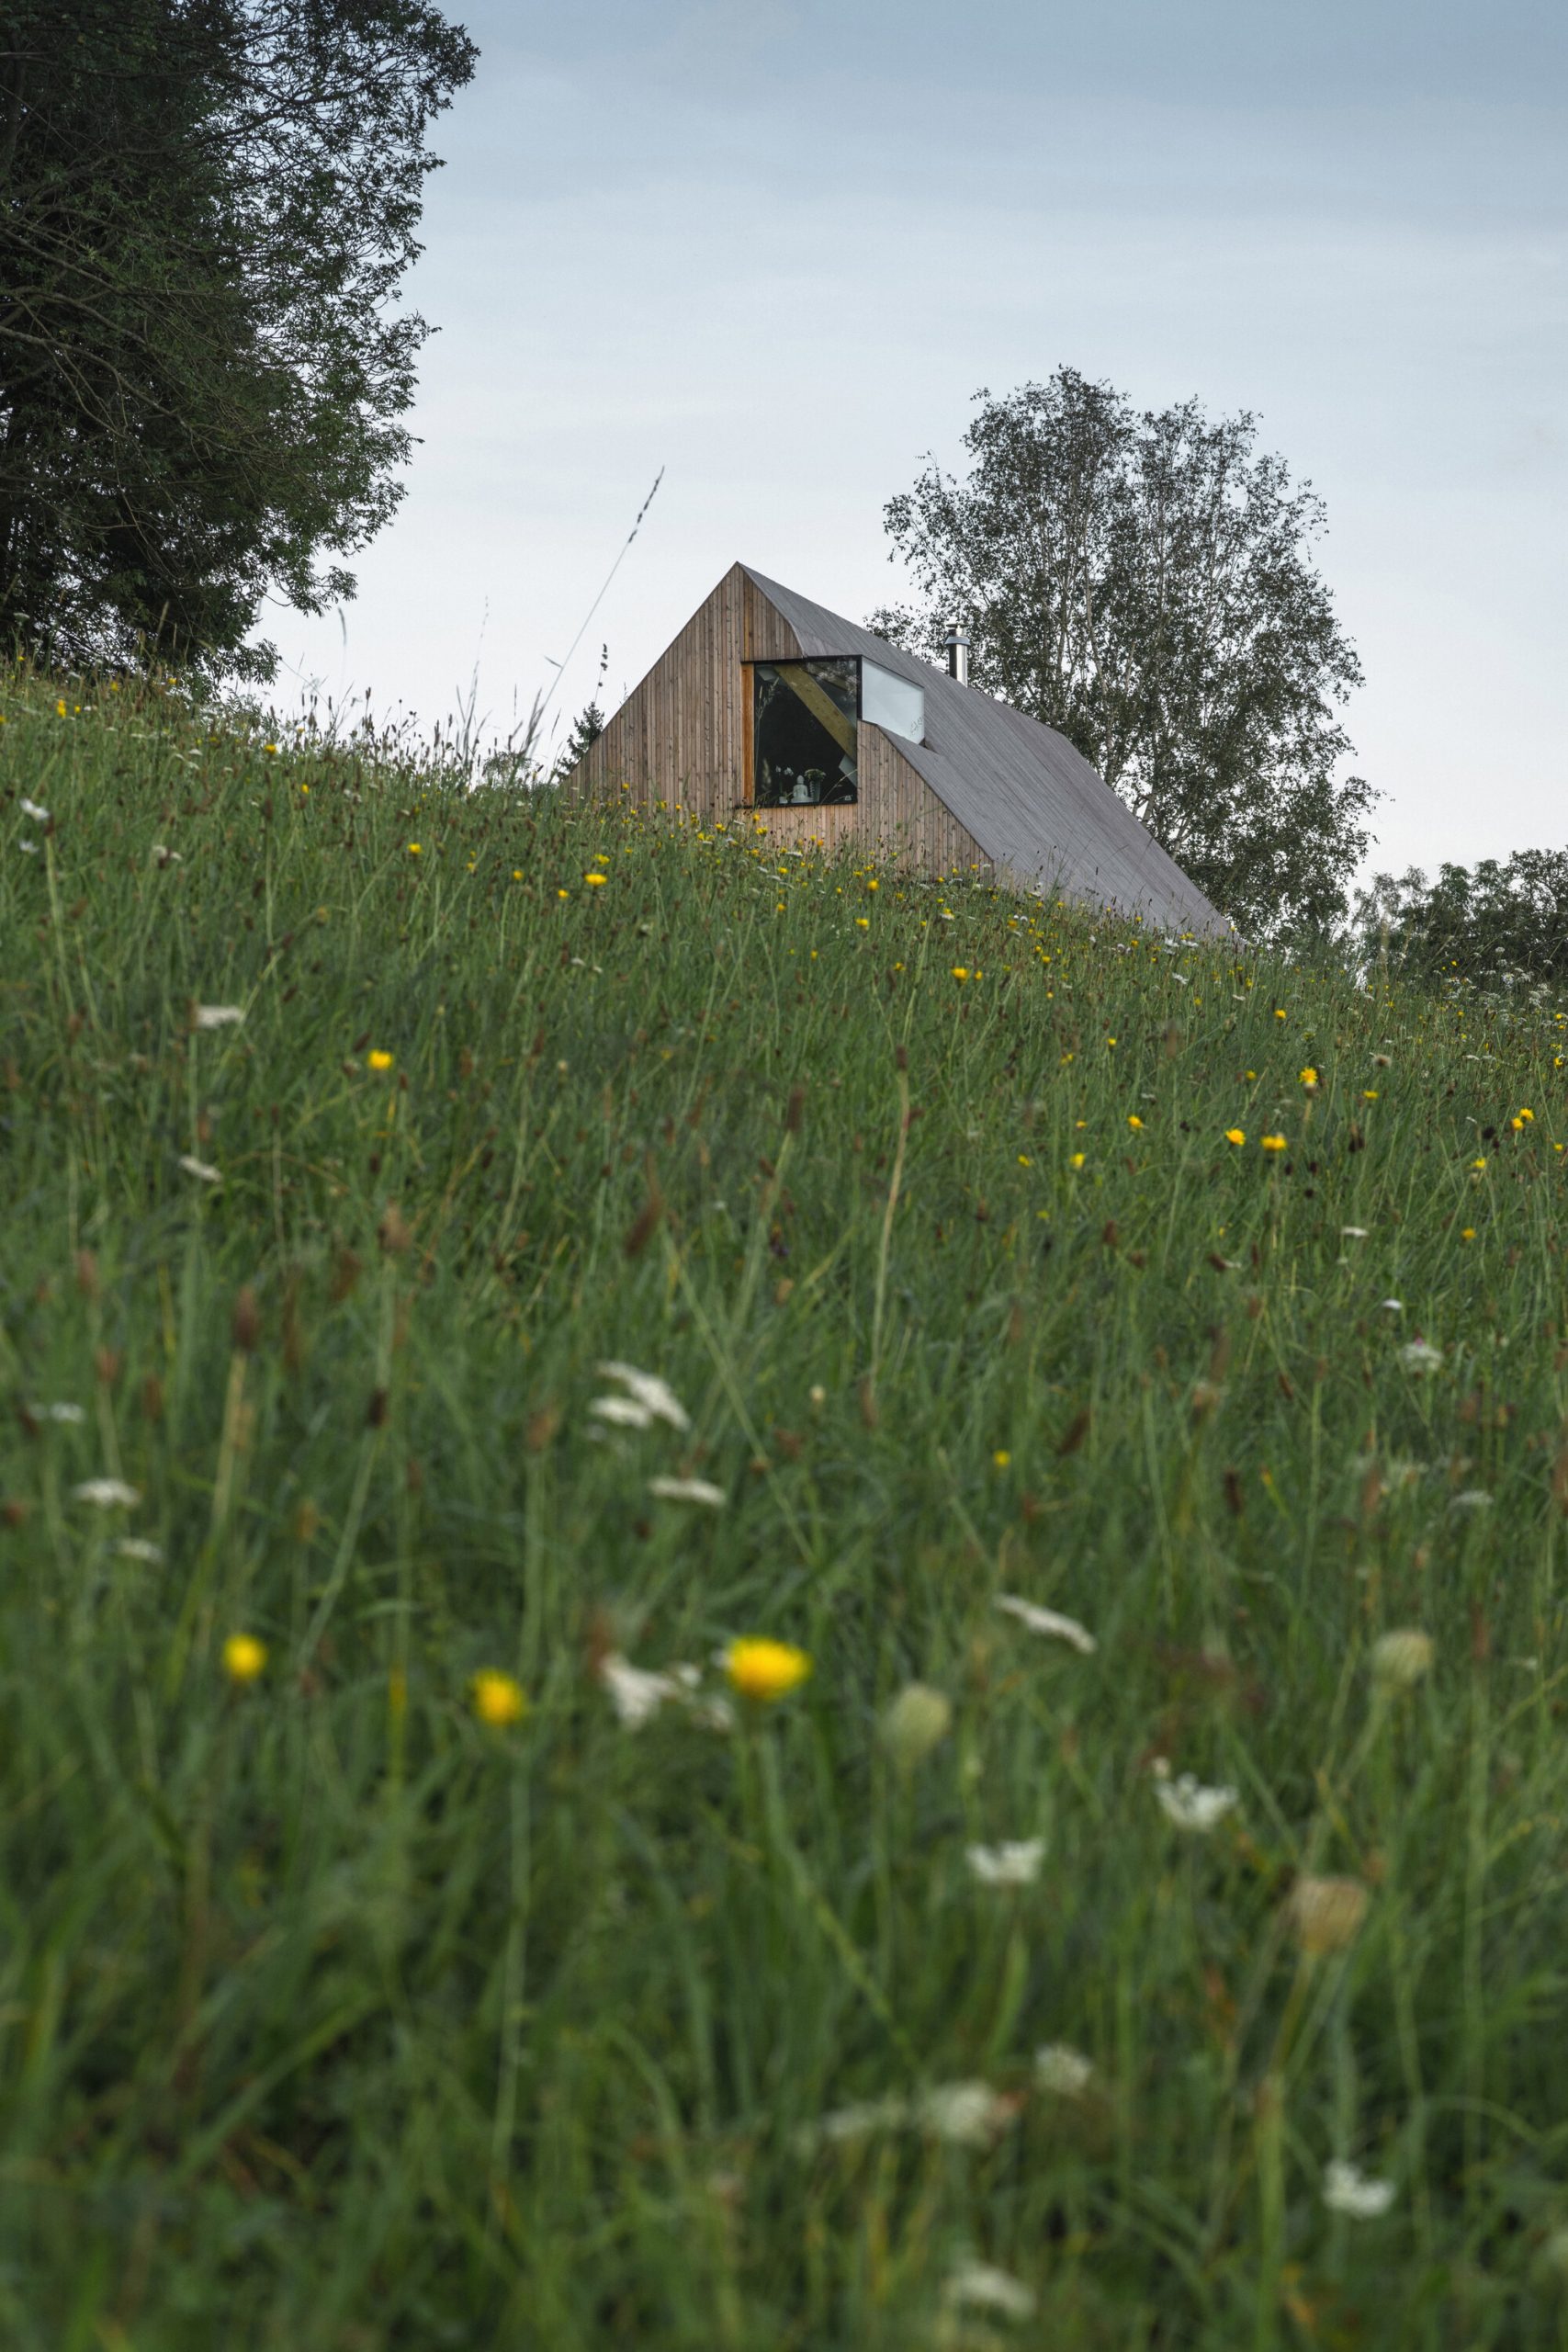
[872, 368, 1376, 936]
[0, 0, 475, 679]
[1353, 851, 1568, 994]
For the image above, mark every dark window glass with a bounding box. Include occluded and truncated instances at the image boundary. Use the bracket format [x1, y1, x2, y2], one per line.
[753, 660, 858, 806]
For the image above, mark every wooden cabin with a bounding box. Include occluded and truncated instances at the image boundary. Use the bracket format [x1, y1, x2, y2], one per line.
[566, 561, 1224, 931]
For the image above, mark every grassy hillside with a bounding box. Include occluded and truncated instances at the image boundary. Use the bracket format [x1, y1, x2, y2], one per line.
[3, 669, 1568, 2349]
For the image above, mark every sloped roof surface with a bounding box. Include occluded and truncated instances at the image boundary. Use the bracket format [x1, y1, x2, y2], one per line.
[744, 567, 1225, 933]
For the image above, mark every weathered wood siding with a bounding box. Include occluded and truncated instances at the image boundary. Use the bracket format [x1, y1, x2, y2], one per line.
[568, 562, 991, 877]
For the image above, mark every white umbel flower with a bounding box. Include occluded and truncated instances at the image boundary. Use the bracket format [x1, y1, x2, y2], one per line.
[648, 1475, 726, 1507]
[1033, 2042, 1094, 2096]
[115, 1537, 164, 1563]
[994, 1594, 1097, 1654]
[33, 1401, 85, 1423]
[595, 1361, 690, 1430]
[194, 1003, 245, 1029]
[178, 1154, 221, 1182]
[72, 1478, 140, 1508]
[1322, 2158, 1395, 2218]
[598, 1654, 686, 1728]
[965, 1838, 1045, 1887]
[1399, 1339, 1444, 1374]
[1153, 1764, 1238, 1832]
[588, 1395, 657, 1430]
[942, 2262, 1036, 2321]
[916, 2080, 1018, 2146]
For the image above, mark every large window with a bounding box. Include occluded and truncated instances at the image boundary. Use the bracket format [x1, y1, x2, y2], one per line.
[753, 659, 859, 807]
[751, 656, 926, 808]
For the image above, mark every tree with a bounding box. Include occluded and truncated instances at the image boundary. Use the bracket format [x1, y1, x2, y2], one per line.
[1353, 852, 1568, 993]
[872, 368, 1376, 936]
[0, 0, 476, 680]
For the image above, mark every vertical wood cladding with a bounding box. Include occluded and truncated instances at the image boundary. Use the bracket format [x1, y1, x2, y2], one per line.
[570, 563, 990, 877]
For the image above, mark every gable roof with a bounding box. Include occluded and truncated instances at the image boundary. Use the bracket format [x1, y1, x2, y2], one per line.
[744, 566, 1225, 934]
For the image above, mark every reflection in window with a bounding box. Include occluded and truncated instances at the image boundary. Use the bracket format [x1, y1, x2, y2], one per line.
[861, 660, 924, 743]
[754, 660, 858, 806]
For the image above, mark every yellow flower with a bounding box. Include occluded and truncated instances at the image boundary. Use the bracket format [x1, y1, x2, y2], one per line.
[222, 1633, 267, 1684]
[1510, 1116, 1524, 1132]
[558, 888, 570, 899]
[408, 842, 422, 854]
[1471, 1157, 1487, 1171]
[513, 868, 523, 879]
[1068, 1151, 1086, 1170]
[951, 967, 970, 982]
[866, 877, 879, 892]
[1363, 1089, 1379, 1100]
[1273, 1008, 1287, 1021]
[55, 697, 67, 717]
[1518, 1107, 1534, 1121]
[367, 1049, 394, 1072]
[855, 916, 869, 928]
[1127, 1114, 1143, 1130]
[992, 1449, 1011, 1468]
[585, 872, 607, 887]
[1461, 1226, 1475, 1239]
[1224, 1127, 1246, 1147]
[471, 1668, 527, 1727]
[1261, 1134, 1287, 1153]
[1299, 1067, 1318, 1088]
[725, 1638, 812, 1702]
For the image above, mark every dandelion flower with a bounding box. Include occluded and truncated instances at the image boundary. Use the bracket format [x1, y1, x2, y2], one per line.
[1224, 1127, 1246, 1147]
[1260, 1134, 1287, 1153]
[72, 1478, 140, 1509]
[994, 1594, 1097, 1654]
[992, 1447, 1011, 1467]
[880, 1683, 953, 1773]
[222, 1633, 267, 1683]
[408, 842, 422, 854]
[1154, 1764, 1238, 1832]
[942, 2264, 1037, 2322]
[194, 1004, 244, 1030]
[585, 872, 607, 887]
[951, 966, 971, 982]
[966, 1838, 1045, 1887]
[724, 1638, 811, 1702]
[648, 1475, 726, 1507]
[471, 1668, 527, 1727]
[1127, 1114, 1143, 1130]
[1460, 1227, 1475, 1240]
[1286, 1873, 1368, 1953]
[1299, 1067, 1318, 1088]
[367, 1049, 394, 1072]
[1323, 2159, 1395, 2219]
[596, 1362, 690, 1430]
[1068, 1151, 1085, 1170]
[1371, 1629, 1434, 1688]
[1034, 2043, 1094, 2096]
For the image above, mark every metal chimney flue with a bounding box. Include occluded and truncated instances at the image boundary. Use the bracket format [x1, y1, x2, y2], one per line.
[942, 621, 970, 686]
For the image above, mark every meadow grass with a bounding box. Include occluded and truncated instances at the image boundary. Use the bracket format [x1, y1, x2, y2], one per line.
[3, 669, 1568, 2349]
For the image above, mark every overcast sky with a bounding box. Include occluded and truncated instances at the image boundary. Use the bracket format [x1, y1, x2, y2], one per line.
[273, 0, 1566, 880]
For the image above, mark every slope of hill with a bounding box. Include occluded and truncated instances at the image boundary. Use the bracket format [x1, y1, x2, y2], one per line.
[3, 672, 1567, 2346]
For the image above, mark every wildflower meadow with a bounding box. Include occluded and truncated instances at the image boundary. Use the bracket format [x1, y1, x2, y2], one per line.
[4, 669, 1568, 2347]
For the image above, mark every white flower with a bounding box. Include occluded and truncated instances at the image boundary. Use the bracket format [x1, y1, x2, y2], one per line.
[72, 1478, 140, 1509]
[1450, 1488, 1493, 1511]
[116, 1537, 164, 1563]
[916, 2079, 1018, 2146]
[18, 839, 38, 854]
[994, 1594, 1097, 1654]
[942, 2262, 1036, 2321]
[1371, 1629, 1434, 1688]
[966, 1838, 1045, 1887]
[1322, 2158, 1395, 2219]
[194, 1003, 244, 1029]
[1380, 1298, 1404, 1314]
[1154, 1765, 1238, 1832]
[598, 1653, 687, 1728]
[1399, 1339, 1444, 1374]
[178, 1154, 221, 1182]
[33, 1401, 85, 1423]
[807, 2095, 908, 2146]
[1033, 2042, 1094, 2096]
[589, 1395, 657, 1430]
[595, 1360, 690, 1430]
[1340, 1225, 1369, 1238]
[648, 1475, 726, 1507]
[20, 797, 49, 820]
